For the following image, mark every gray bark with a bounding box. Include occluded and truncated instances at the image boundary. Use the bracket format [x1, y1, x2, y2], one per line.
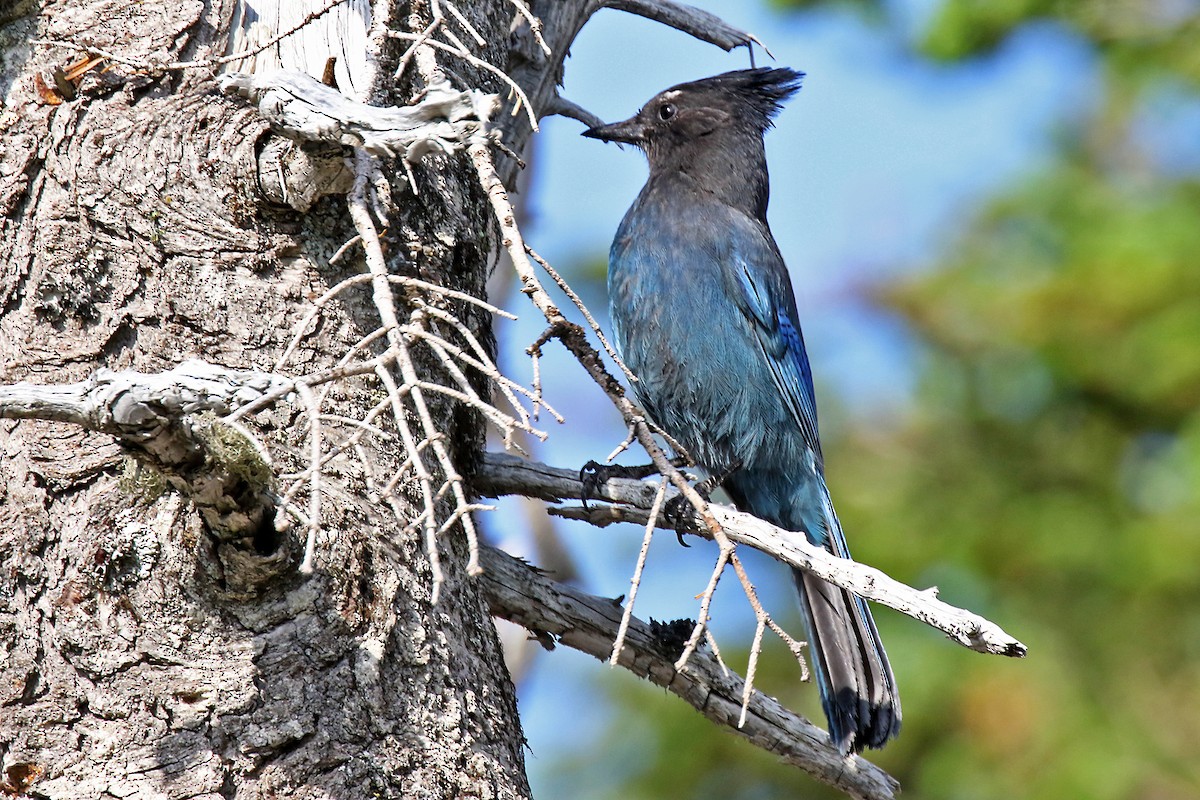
[0, 1, 537, 797]
[0, 0, 770, 796]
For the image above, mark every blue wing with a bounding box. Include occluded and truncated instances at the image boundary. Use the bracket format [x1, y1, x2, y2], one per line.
[724, 212, 824, 464]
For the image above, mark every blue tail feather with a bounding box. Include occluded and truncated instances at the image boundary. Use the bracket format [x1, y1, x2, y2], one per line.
[728, 471, 901, 753]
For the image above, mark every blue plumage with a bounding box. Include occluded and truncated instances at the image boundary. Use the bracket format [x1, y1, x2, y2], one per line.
[584, 68, 901, 753]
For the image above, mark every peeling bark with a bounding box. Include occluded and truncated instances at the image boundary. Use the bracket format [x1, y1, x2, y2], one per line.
[1, 1, 531, 797]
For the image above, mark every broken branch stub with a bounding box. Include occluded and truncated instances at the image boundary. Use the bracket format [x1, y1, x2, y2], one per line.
[218, 70, 499, 160]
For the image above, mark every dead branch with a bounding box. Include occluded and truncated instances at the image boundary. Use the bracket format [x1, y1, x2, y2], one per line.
[479, 544, 899, 800]
[0, 360, 286, 545]
[218, 69, 499, 157]
[474, 452, 1029, 658]
[593, 0, 764, 52]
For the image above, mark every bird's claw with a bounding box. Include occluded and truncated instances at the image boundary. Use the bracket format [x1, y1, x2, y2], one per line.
[579, 460, 607, 509]
[579, 460, 660, 508]
[660, 460, 741, 546]
[662, 490, 708, 546]
[580, 458, 728, 549]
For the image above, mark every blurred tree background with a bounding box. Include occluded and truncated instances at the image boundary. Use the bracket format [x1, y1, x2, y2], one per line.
[541, 1, 1200, 798]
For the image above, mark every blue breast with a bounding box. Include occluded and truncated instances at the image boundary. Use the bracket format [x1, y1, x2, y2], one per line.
[608, 190, 806, 482]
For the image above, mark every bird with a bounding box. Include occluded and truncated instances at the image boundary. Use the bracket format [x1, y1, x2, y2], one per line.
[582, 67, 901, 753]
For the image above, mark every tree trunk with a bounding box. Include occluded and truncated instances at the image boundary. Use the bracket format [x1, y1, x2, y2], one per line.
[0, 1, 537, 797]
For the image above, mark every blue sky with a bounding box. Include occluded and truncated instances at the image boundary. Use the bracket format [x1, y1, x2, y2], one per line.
[521, 2, 1095, 415]
[481, 1, 1100, 793]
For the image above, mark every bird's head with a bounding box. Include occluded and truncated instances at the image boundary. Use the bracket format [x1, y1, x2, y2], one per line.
[582, 67, 804, 161]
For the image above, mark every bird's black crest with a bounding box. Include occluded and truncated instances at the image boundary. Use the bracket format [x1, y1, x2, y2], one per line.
[668, 67, 804, 129]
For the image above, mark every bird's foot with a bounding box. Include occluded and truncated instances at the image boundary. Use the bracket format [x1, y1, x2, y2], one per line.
[661, 460, 742, 546]
[579, 460, 661, 508]
[662, 489, 706, 546]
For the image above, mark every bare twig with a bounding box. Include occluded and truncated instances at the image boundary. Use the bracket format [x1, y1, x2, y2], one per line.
[276, 271, 514, 373]
[386, 31, 539, 132]
[445, 2, 487, 46]
[508, 0, 552, 55]
[597, 0, 763, 52]
[526, 246, 636, 384]
[604, 421, 639, 464]
[219, 0, 356, 71]
[609, 477, 667, 665]
[543, 94, 606, 130]
[295, 381, 323, 574]
[742, 613, 768, 728]
[348, 150, 464, 599]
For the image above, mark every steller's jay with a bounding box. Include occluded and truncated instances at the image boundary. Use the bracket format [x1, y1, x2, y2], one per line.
[582, 68, 900, 753]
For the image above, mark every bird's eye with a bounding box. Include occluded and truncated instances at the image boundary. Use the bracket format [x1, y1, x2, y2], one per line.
[657, 102, 676, 121]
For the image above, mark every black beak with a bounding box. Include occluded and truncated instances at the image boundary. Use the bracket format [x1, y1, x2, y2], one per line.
[582, 115, 646, 145]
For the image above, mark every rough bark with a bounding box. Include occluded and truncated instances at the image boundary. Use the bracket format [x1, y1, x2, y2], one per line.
[0, 1, 531, 797]
[0, 0, 784, 796]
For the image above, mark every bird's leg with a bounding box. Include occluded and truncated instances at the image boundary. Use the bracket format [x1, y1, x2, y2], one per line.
[663, 459, 743, 545]
[579, 458, 687, 508]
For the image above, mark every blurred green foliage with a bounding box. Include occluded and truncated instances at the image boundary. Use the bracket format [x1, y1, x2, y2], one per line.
[777, 0, 1200, 85]
[919, 0, 1200, 85]
[558, 2, 1200, 798]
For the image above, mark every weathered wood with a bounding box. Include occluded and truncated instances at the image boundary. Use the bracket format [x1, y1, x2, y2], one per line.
[480, 544, 900, 800]
[218, 69, 498, 158]
[0, 1, 530, 797]
[476, 453, 1028, 657]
